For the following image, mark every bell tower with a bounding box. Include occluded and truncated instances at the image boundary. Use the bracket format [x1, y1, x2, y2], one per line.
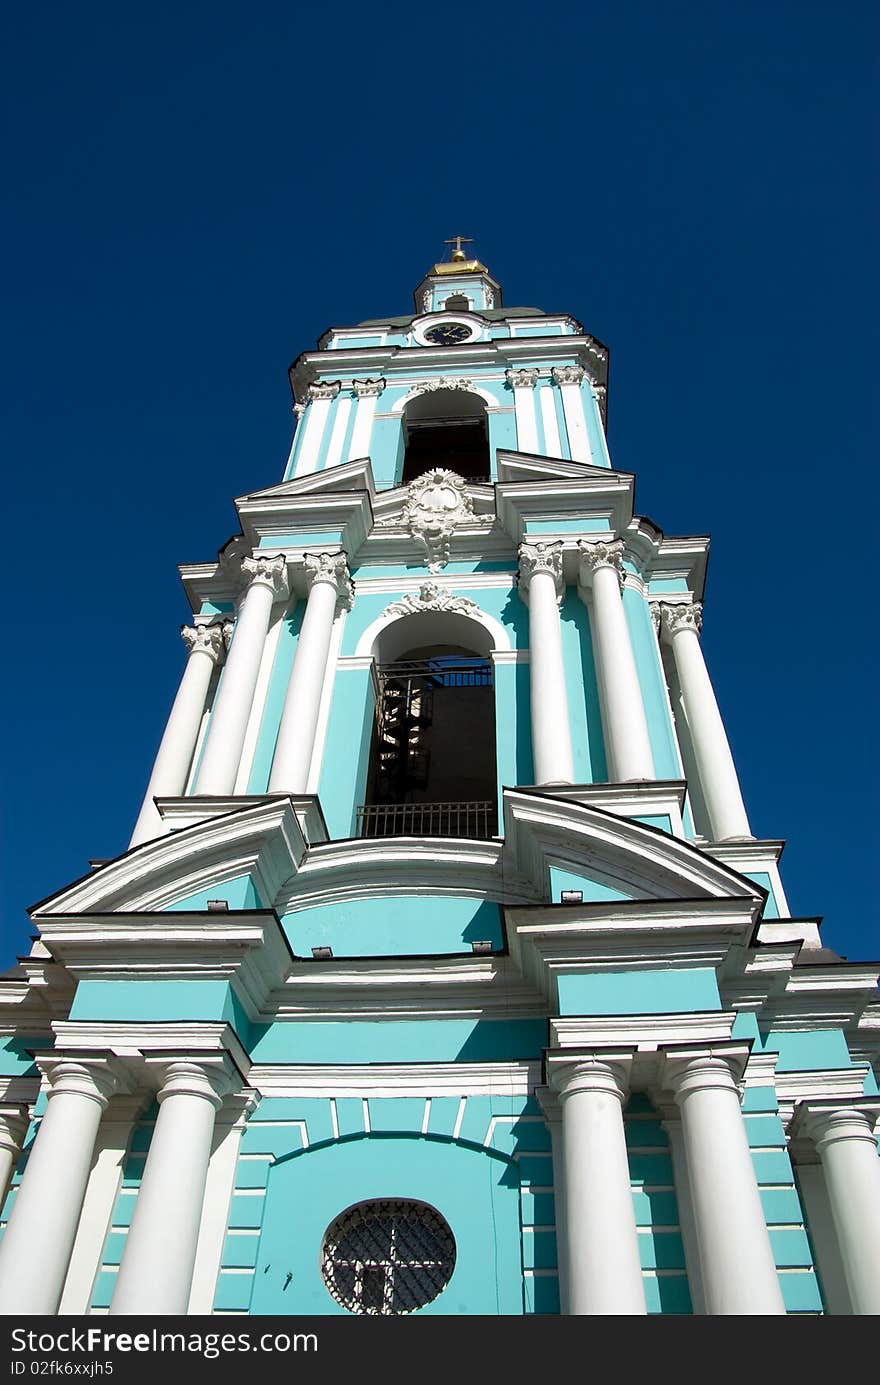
[0, 245, 877, 1319]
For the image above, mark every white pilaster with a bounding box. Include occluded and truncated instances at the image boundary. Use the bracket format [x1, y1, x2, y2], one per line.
[506, 368, 539, 453]
[552, 365, 591, 463]
[194, 555, 289, 796]
[187, 1094, 258, 1314]
[657, 604, 752, 841]
[538, 384, 563, 458]
[578, 541, 655, 782]
[664, 1047, 785, 1315]
[796, 1103, 880, 1315]
[59, 1096, 147, 1315]
[324, 393, 352, 472]
[294, 381, 340, 477]
[0, 1058, 122, 1315]
[129, 623, 227, 847]
[348, 378, 385, 461]
[268, 552, 353, 794]
[549, 1054, 646, 1315]
[518, 542, 574, 785]
[110, 1059, 235, 1316]
[0, 1107, 28, 1213]
[536, 1087, 569, 1314]
[662, 1115, 706, 1314]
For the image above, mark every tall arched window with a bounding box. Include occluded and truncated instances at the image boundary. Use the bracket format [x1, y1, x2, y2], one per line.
[359, 634, 498, 839]
[401, 388, 490, 484]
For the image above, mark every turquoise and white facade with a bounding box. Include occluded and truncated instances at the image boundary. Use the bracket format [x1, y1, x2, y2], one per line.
[0, 250, 878, 1317]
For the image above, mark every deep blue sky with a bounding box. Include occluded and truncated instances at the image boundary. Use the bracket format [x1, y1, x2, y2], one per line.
[3, 3, 877, 966]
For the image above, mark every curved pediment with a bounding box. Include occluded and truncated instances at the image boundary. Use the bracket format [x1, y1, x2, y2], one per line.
[31, 788, 761, 936]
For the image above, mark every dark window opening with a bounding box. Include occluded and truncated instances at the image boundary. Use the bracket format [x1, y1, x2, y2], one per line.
[444, 294, 470, 311]
[360, 645, 498, 838]
[401, 388, 490, 484]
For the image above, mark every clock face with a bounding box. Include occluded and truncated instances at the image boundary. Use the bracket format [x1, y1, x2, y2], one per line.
[423, 322, 473, 346]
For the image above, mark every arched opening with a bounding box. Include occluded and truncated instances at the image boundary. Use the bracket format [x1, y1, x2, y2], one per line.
[359, 620, 498, 839]
[444, 293, 470, 311]
[401, 389, 490, 485]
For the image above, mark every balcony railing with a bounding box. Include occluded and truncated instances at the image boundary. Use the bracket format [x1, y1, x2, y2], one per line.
[357, 801, 497, 840]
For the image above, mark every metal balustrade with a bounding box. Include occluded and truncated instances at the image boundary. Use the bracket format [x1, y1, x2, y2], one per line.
[357, 800, 497, 839]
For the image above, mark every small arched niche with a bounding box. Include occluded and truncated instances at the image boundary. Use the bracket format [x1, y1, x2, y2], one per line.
[360, 615, 498, 839]
[401, 388, 490, 485]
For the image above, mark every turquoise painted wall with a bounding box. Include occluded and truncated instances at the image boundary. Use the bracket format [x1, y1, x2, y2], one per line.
[246, 603, 305, 793]
[280, 896, 503, 958]
[548, 865, 631, 904]
[494, 659, 533, 794]
[556, 967, 721, 1016]
[247, 1134, 525, 1315]
[317, 666, 376, 838]
[246, 1018, 547, 1065]
[68, 981, 252, 1037]
[88, 1103, 157, 1311]
[622, 587, 682, 779]
[560, 591, 606, 782]
[744, 871, 781, 919]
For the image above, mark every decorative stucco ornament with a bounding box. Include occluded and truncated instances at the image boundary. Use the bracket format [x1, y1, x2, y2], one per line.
[410, 376, 474, 396]
[384, 582, 480, 618]
[401, 469, 476, 572]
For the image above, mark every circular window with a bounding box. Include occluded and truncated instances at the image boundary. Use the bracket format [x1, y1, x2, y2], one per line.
[321, 1199, 456, 1315]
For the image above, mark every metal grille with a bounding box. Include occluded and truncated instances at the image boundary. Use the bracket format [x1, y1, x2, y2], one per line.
[322, 1200, 456, 1315]
[357, 800, 496, 839]
[378, 656, 493, 688]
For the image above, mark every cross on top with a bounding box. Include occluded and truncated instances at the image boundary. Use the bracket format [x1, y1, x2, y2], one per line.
[444, 235, 473, 260]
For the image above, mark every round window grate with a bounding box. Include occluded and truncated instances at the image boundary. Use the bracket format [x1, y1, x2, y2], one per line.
[321, 1199, 456, 1315]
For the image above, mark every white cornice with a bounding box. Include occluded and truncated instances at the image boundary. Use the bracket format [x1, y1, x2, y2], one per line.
[50, 1020, 251, 1081]
[31, 798, 307, 917]
[248, 1061, 541, 1098]
[500, 789, 764, 906]
[267, 954, 547, 1021]
[508, 898, 757, 1006]
[35, 909, 293, 1018]
[550, 1011, 737, 1052]
[154, 794, 328, 847]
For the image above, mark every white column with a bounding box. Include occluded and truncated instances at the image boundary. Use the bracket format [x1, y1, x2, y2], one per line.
[518, 542, 574, 785]
[0, 1058, 121, 1315]
[324, 393, 353, 472]
[552, 365, 592, 463]
[799, 1104, 880, 1314]
[294, 381, 340, 477]
[506, 368, 539, 453]
[129, 623, 227, 847]
[348, 378, 385, 461]
[536, 1088, 569, 1314]
[664, 1048, 785, 1315]
[110, 1060, 234, 1316]
[538, 384, 563, 457]
[657, 604, 752, 841]
[194, 555, 289, 796]
[662, 1116, 706, 1314]
[578, 541, 655, 782]
[549, 1055, 646, 1315]
[268, 552, 353, 794]
[0, 1107, 27, 1212]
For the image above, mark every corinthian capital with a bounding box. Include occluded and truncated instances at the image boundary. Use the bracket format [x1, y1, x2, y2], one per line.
[352, 377, 386, 399]
[506, 367, 539, 390]
[577, 539, 625, 588]
[658, 602, 703, 641]
[518, 541, 565, 600]
[308, 380, 341, 403]
[181, 623, 226, 663]
[304, 551, 354, 610]
[241, 554, 290, 600]
[552, 365, 585, 388]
